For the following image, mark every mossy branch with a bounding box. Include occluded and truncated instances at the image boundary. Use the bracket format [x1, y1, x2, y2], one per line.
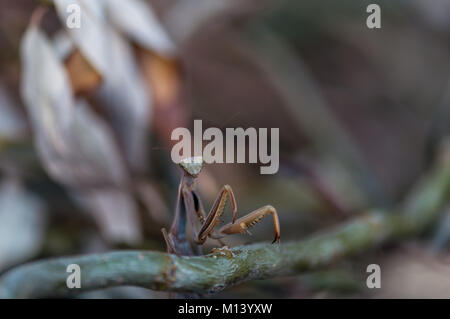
[1, 157, 449, 298]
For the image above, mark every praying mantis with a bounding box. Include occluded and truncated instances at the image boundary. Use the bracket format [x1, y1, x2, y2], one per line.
[161, 156, 280, 256]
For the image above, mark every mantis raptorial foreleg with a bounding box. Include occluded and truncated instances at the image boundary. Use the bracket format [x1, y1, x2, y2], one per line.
[194, 185, 237, 244]
[162, 157, 280, 255]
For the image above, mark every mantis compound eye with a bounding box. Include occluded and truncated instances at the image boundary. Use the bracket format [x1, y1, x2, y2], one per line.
[179, 156, 203, 176]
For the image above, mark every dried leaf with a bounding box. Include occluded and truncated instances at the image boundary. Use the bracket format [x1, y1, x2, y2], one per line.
[71, 99, 129, 187]
[107, 0, 175, 55]
[54, 0, 152, 171]
[140, 51, 180, 106]
[53, 0, 110, 74]
[95, 29, 151, 172]
[139, 50, 188, 147]
[20, 24, 141, 243]
[65, 50, 102, 95]
[21, 25, 126, 187]
[53, 28, 102, 96]
[21, 25, 73, 159]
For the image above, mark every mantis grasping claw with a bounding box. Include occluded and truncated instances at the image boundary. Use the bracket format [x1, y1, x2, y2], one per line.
[161, 156, 280, 255]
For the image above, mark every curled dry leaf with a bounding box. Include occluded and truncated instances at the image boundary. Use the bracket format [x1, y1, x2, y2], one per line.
[106, 0, 176, 56]
[53, 0, 153, 172]
[64, 50, 102, 96]
[53, 0, 110, 75]
[53, 32, 102, 101]
[21, 25, 73, 162]
[51, 15, 102, 96]
[21, 25, 124, 187]
[94, 29, 151, 172]
[140, 51, 180, 108]
[139, 50, 188, 147]
[20, 24, 141, 243]
[71, 99, 129, 187]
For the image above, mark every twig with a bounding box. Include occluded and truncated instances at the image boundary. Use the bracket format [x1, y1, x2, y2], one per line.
[0, 156, 449, 298]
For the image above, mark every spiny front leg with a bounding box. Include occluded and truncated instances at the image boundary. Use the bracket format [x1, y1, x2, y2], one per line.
[217, 205, 281, 244]
[192, 191, 227, 247]
[195, 185, 237, 245]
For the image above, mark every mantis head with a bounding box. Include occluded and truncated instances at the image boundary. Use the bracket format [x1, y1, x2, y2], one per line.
[179, 156, 203, 177]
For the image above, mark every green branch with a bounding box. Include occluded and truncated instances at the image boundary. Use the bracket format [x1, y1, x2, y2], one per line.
[1, 158, 449, 298]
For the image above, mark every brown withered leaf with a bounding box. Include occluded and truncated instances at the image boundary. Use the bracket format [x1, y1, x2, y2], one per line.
[21, 25, 124, 187]
[21, 25, 73, 161]
[53, 31, 102, 96]
[53, 0, 110, 75]
[107, 0, 175, 56]
[20, 24, 141, 243]
[64, 49, 102, 96]
[141, 51, 181, 107]
[139, 49, 188, 148]
[71, 99, 129, 187]
[94, 29, 151, 172]
[54, 0, 152, 172]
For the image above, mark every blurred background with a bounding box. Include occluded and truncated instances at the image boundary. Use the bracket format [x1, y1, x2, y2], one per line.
[0, 0, 450, 298]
